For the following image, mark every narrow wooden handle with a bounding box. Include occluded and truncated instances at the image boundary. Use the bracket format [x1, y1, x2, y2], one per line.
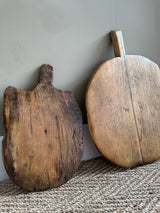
[40, 64, 53, 84]
[111, 31, 126, 58]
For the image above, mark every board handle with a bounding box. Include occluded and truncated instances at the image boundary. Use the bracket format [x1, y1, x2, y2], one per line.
[111, 31, 126, 58]
[40, 64, 53, 85]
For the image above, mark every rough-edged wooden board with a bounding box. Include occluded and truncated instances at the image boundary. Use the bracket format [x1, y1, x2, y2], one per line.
[86, 31, 160, 167]
[3, 64, 83, 191]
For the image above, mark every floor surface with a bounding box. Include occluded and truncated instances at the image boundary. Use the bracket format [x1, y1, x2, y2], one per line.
[0, 157, 159, 212]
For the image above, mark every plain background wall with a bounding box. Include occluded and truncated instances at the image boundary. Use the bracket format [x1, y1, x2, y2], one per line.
[0, 0, 160, 135]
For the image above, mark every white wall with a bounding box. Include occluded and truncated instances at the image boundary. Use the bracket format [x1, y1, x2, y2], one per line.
[0, 0, 160, 134]
[0, 0, 160, 181]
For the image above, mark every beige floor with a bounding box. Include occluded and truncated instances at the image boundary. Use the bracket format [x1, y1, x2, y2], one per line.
[0, 157, 160, 212]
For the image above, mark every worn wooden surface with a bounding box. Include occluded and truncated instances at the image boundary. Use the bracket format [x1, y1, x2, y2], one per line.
[3, 64, 83, 191]
[86, 31, 160, 167]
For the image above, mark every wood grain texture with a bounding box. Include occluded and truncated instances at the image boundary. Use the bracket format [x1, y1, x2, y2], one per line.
[3, 64, 83, 191]
[86, 31, 160, 167]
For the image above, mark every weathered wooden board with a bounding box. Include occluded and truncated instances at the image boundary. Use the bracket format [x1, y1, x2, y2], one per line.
[3, 64, 83, 191]
[86, 31, 160, 167]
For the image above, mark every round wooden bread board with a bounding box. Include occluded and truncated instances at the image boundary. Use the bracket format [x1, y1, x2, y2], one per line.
[86, 31, 160, 167]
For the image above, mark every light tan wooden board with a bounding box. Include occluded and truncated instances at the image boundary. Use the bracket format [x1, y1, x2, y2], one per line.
[86, 31, 160, 167]
[3, 64, 83, 191]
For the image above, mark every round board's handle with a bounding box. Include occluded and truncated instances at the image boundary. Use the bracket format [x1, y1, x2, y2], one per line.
[40, 64, 53, 85]
[111, 30, 126, 58]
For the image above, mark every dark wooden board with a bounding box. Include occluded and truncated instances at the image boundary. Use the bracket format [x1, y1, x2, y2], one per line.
[3, 64, 83, 191]
[86, 31, 160, 167]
